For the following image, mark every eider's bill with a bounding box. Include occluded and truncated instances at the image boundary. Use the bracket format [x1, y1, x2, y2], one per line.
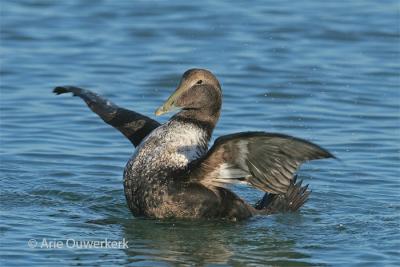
[154, 84, 183, 116]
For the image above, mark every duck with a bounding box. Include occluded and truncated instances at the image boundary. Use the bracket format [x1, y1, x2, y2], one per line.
[54, 68, 334, 220]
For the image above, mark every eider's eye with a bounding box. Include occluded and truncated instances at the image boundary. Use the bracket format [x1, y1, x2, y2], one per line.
[196, 80, 203, 85]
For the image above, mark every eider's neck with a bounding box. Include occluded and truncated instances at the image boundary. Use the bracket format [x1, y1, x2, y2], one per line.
[172, 109, 220, 140]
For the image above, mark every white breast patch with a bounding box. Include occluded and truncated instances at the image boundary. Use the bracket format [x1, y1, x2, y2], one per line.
[130, 121, 208, 174]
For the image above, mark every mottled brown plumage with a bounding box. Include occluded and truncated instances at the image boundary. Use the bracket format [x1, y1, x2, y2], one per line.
[54, 68, 334, 220]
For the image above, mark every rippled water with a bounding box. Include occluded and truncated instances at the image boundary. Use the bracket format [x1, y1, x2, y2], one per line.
[1, 0, 399, 266]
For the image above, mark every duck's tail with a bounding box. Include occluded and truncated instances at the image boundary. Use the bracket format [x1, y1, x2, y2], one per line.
[254, 175, 311, 214]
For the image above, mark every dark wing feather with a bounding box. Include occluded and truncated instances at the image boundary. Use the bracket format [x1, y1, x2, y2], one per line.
[53, 86, 160, 147]
[189, 132, 334, 194]
[255, 175, 311, 214]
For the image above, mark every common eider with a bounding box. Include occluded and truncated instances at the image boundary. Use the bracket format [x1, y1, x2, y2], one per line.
[54, 68, 334, 220]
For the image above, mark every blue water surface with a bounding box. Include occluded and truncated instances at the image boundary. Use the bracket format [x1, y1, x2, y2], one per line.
[1, 0, 399, 266]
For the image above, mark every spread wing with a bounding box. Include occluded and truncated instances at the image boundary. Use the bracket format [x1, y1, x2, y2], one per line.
[189, 132, 334, 194]
[53, 86, 160, 147]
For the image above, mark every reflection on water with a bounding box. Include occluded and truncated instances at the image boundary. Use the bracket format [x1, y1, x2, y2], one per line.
[119, 218, 314, 266]
[1, 0, 399, 266]
[123, 220, 235, 265]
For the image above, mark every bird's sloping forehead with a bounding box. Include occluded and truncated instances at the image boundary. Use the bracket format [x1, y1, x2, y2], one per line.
[181, 69, 221, 89]
[182, 69, 214, 79]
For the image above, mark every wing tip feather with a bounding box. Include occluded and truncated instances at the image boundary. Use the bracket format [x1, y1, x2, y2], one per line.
[53, 86, 69, 95]
[53, 86, 82, 96]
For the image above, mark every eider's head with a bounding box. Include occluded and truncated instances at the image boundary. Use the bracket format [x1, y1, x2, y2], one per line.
[155, 69, 222, 126]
